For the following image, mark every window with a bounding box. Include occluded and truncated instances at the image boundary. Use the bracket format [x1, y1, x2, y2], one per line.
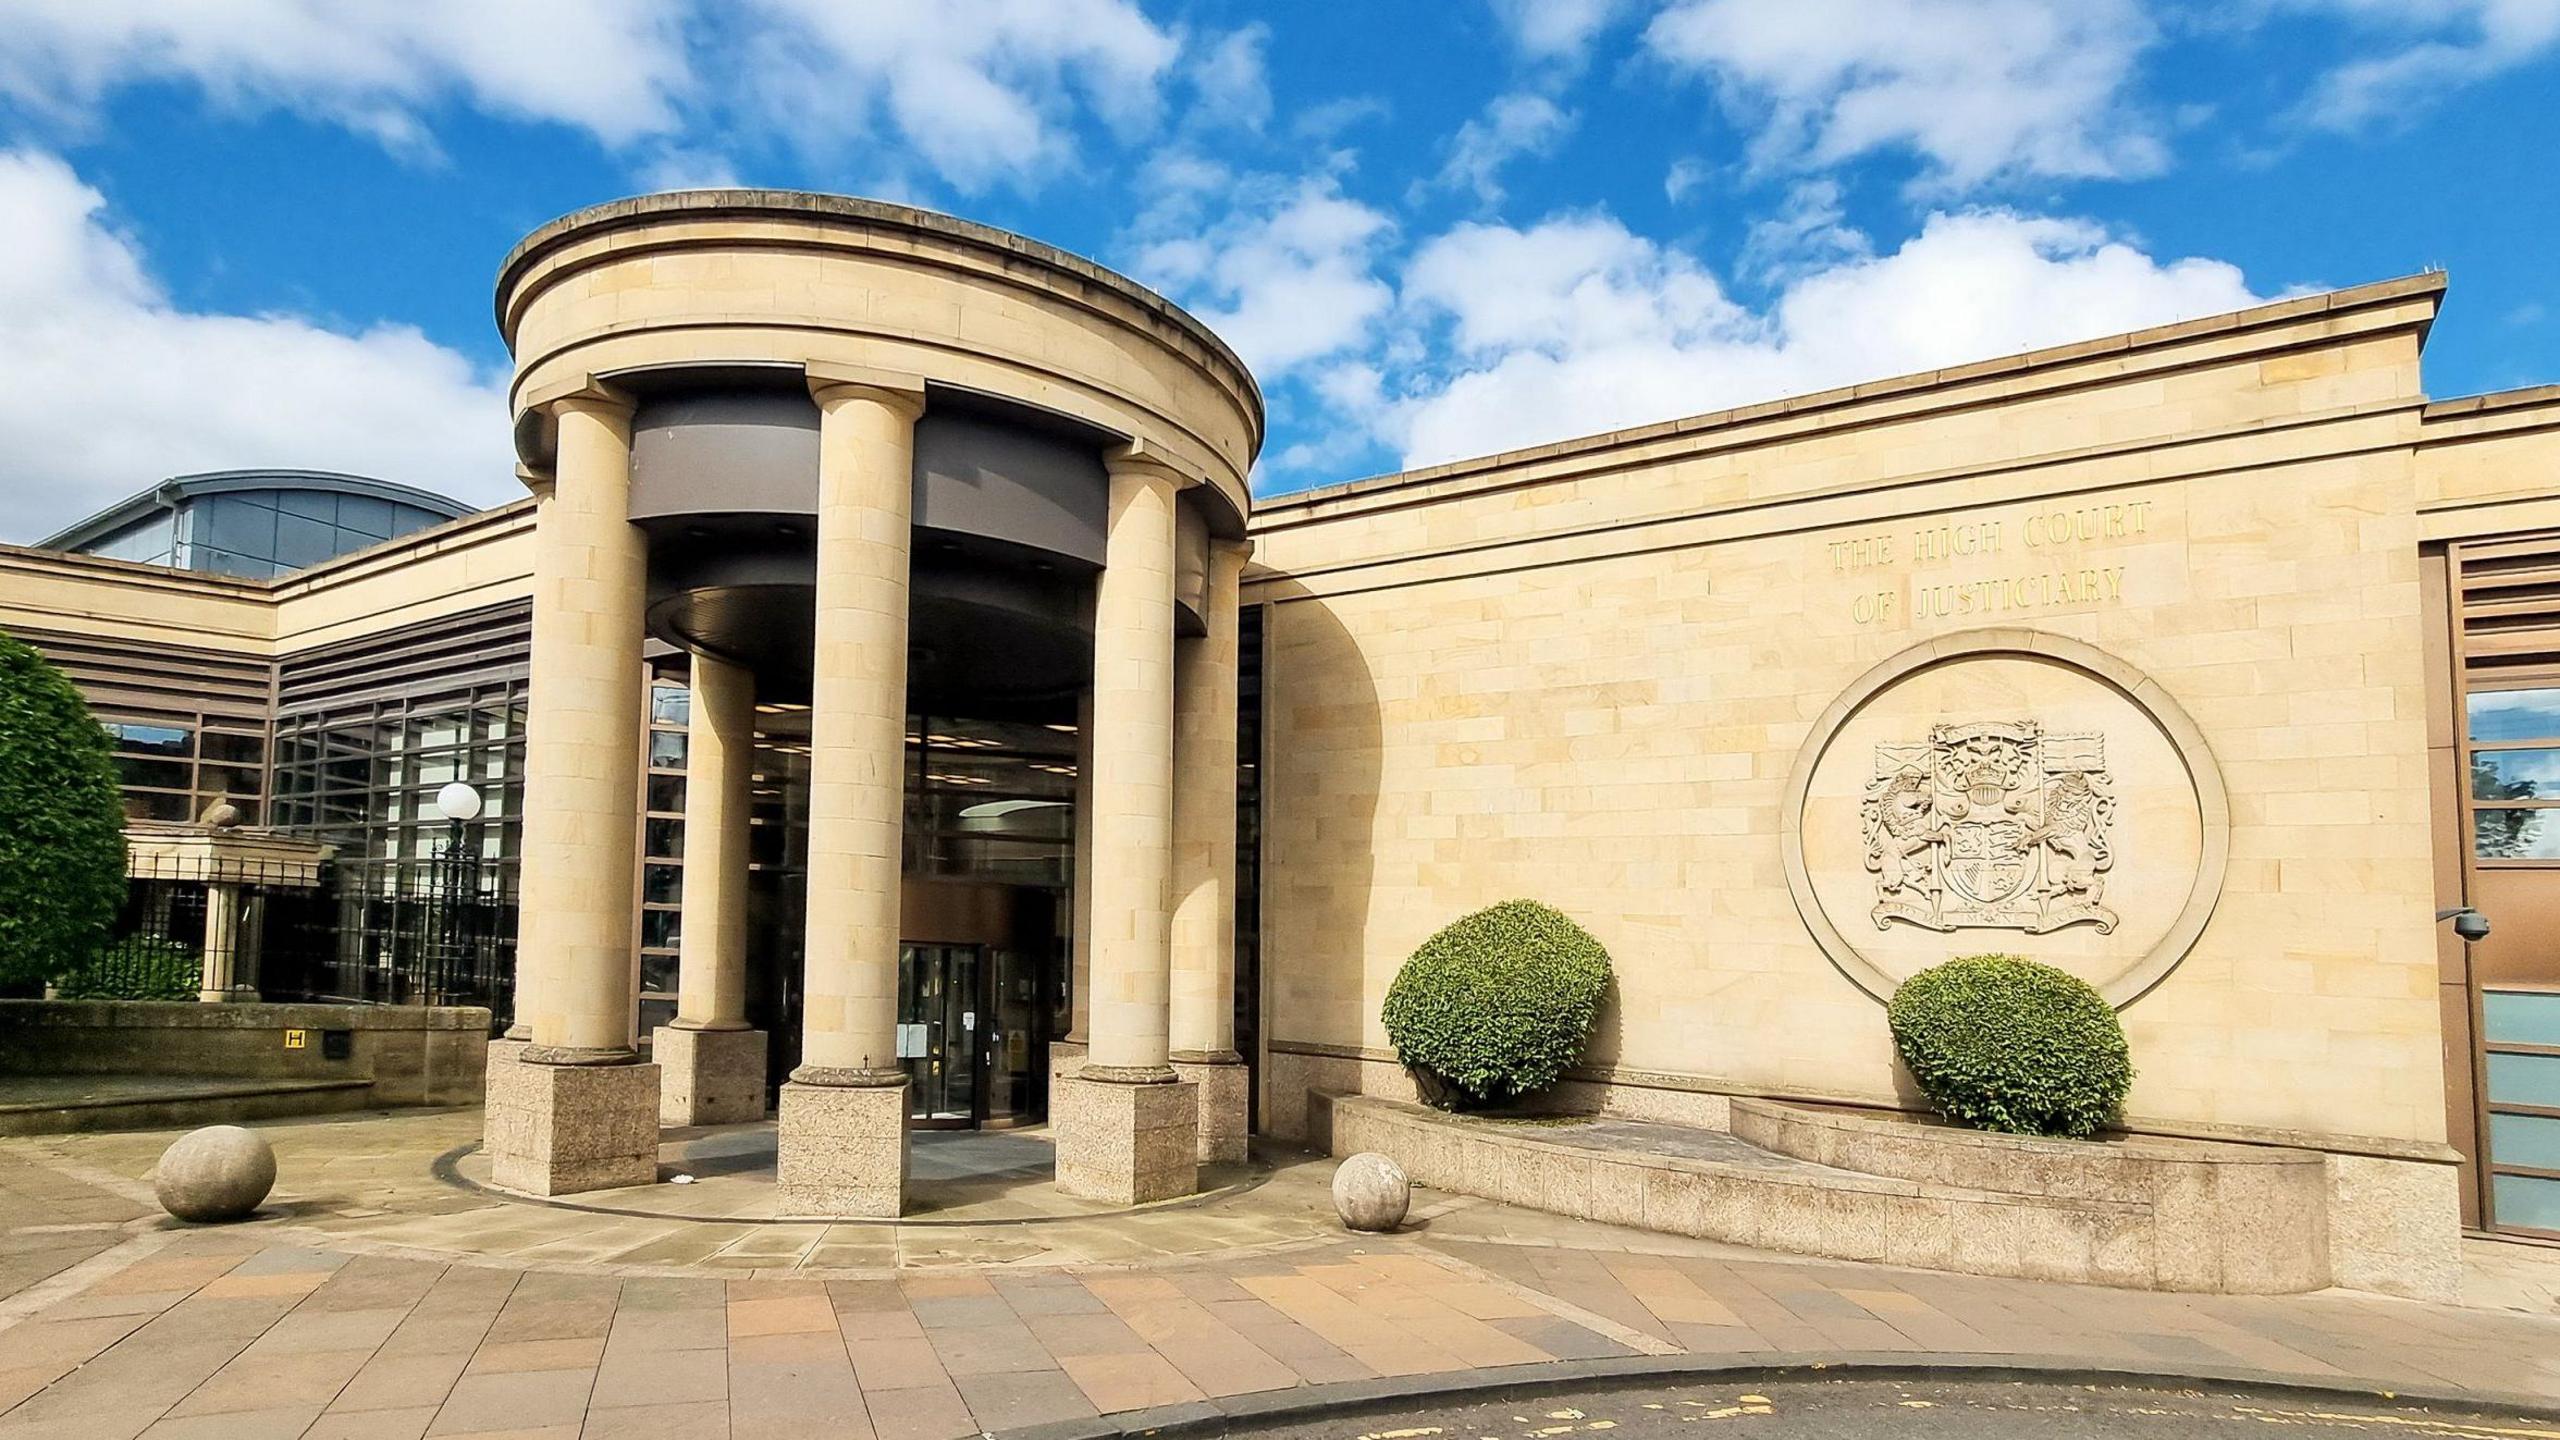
[639, 678, 689, 1033]
[101, 715, 268, 825]
[903, 715, 1078, 887]
[2465, 688, 2560, 863]
[2483, 988, 2560, 1238]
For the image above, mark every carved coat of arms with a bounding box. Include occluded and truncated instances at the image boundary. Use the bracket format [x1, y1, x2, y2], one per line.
[1861, 721, 2117, 934]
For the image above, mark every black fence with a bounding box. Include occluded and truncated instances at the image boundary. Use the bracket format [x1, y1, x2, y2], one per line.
[63, 848, 516, 1031]
[261, 855, 516, 1028]
[61, 881, 215, 1001]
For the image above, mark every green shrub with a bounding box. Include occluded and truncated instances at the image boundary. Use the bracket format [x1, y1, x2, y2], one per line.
[1887, 954, 2133, 1138]
[1382, 899, 1611, 1110]
[52, 935, 199, 1001]
[0, 631, 126, 992]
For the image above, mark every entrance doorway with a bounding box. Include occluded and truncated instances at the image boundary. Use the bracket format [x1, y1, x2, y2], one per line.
[719, 703, 1077, 1125]
[895, 878, 1056, 1129]
[898, 940, 1044, 1128]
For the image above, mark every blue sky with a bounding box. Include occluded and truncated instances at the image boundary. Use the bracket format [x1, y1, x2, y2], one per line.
[0, 1, 2554, 537]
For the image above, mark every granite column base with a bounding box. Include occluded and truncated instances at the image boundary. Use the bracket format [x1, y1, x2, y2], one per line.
[776, 1076, 908, 1217]
[654, 1025, 768, 1126]
[1055, 1072, 1199, 1204]
[485, 1058, 661, 1197]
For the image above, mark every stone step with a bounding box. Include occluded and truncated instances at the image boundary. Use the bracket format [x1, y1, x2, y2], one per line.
[0, 1075, 376, 1137]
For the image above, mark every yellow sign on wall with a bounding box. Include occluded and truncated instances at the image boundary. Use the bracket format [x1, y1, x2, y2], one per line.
[283, 1029, 307, 1050]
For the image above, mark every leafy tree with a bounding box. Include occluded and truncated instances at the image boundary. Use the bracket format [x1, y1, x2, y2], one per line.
[0, 631, 127, 992]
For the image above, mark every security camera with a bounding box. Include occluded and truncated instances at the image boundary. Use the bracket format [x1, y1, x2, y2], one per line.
[2436, 906, 2491, 942]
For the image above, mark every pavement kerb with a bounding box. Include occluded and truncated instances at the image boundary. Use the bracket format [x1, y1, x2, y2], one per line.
[998, 1352, 2560, 1440]
[429, 1141, 1281, 1227]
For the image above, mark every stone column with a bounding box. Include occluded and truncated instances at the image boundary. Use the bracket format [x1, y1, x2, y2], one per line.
[197, 880, 242, 1002]
[485, 387, 661, 1197]
[654, 648, 767, 1126]
[777, 373, 923, 1218]
[1055, 449, 1198, 1204]
[1169, 539, 1250, 1163]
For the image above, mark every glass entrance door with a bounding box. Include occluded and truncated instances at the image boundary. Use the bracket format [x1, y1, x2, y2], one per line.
[983, 945, 1039, 1126]
[899, 942, 981, 1127]
[898, 939, 1044, 1128]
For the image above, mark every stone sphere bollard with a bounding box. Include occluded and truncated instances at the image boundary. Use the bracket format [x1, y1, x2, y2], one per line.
[1332, 1152, 1410, 1232]
[154, 1125, 276, 1223]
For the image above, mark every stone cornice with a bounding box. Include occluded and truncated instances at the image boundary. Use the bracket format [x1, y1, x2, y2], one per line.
[494, 188, 1263, 433]
[1255, 273, 2446, 526]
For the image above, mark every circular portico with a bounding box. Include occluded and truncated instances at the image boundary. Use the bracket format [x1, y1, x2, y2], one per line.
[479, 191, 1262, 1216]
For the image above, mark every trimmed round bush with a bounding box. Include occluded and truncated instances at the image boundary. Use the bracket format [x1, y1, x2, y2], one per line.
[1382, 899, 1611, 1110]
[0, 631, 126, 994]
[1887, 954, 2133, 1138]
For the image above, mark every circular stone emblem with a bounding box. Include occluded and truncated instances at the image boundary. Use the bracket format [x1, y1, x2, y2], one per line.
[1780, 628, 2228, 1008]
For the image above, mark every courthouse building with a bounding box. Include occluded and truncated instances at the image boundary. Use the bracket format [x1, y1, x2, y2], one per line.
[2, 193, 2556, 1246]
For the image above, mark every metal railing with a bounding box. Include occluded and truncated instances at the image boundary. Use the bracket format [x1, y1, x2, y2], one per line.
[259, 847, 516, 1028]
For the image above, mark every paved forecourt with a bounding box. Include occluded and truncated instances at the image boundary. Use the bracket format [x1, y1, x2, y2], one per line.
[2, 1114, 2560, 1438]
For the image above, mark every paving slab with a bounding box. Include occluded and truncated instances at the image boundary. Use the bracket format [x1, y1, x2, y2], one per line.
[0, 1110, 2556, 1437]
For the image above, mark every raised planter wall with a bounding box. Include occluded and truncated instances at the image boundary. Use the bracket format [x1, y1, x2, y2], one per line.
[1728, 1098, 2328, 1292]
[1314, 1091, 2458, 1301]
[0, 1000, 490, 1108]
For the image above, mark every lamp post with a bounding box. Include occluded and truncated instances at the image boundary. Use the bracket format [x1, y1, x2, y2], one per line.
[433, 782, 483, 1005]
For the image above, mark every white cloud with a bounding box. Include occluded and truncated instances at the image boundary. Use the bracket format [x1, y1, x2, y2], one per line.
[634, 145, 743, 193]
[1664, 157, 1711, 203]
[0, 150, 513, 540]
[1294, 95, 1393, 141]
[0, 0, 1182, 193]
[734, 0, 1180, 193]
[1374, 208, 2264, 469]
[2280, 0, 2560, 129]
[1188, 24, 1273, 133]
[1642, 0, 2165, 190]
[1431, 92, 1577, 205]
[0, 0, 690, 154]
[1134, 173, 1398, 379]
[1738, 179, 1871, 280]
[1486, 0, 1632, 64]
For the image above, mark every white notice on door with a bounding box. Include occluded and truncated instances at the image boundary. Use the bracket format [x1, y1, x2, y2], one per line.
[895, 1023, 928, 1058]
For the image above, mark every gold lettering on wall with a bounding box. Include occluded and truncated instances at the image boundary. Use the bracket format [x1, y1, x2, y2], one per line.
[1828, 534, 1896, 572]
[2025, 500, 2152, 548]
[1841, 499, 2154, 626]
[1911, 567, 2126, 619]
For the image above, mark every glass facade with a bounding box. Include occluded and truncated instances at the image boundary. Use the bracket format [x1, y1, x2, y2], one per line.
[1236, 602, 1264, 1115]
[178, 488, 459, 580]
[238, 621, 1263, 1123]
[80, 512, 182, 568]
[633, 682, 1082, 1081]
[905, 716, 1079, 885]
[103, 713, 268, 824]
[50, 481, 466, 581]
[265, 681, 527, 1013]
